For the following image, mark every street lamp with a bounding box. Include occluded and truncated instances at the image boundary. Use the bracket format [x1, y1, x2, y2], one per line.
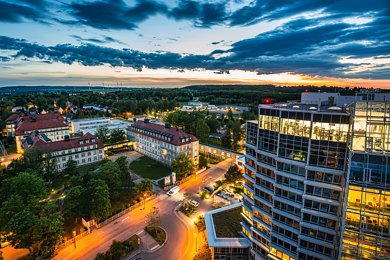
[143, 193, 147, 209]
[72, 230, 77, 248]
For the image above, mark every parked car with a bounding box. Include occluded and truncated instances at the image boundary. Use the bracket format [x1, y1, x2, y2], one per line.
[167, 186, 180, 196]
[189, 200, 200, 207]
[204, 186, 214, 193]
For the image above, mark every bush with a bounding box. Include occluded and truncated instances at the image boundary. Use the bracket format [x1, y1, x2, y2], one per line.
[94, 235, 140, 260]
[145, 226, 166, 245]
[179, 202, 197, 217]
[194, 244, 212, 260]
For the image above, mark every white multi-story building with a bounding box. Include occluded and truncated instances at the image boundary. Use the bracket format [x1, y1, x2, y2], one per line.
[127, 119, 199, 166]
[22, 132, 104, 171]
[70, 117, 132, 135]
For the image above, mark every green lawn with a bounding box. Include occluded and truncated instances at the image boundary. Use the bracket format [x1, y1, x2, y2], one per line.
[129, 156, 171, 180]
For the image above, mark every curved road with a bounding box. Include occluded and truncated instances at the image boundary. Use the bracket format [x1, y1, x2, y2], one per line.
[48, 159, 232, 260]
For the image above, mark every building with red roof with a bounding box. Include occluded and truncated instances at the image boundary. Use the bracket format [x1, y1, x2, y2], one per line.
[127, 119, 199, 166]
[22, 132, 104, 171]
[12, 113, 69, 153]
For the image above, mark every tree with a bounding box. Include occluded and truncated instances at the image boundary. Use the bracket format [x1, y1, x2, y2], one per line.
[62, 159, 78, 176]
[241, 110, 256, 121]
[0, 171, 47, 204]
[109, 129, 126, 144]
[195, 119, 210, 140]
[136, 179, 153, 195]
[221, 132, 232, 149]
[95, 126, 109, 143]
[64, 186, 83, 221]
[115, 156, 132, 186]
[97, 161, 121, 200]
[231, 121, 243, 150]
[31, 204, 64, 256]
[147, 206, 161, 233]
[108, 240, 126, 260]
[87, 180, 111, 222]
[171, 154, 194, 180]
[225, 165, 242, 183]
[206, 115, 220, 133]
[0, 200, 64, 256]
[199, 154, 207, 168]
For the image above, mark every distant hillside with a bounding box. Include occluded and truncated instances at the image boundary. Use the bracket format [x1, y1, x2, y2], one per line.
[184, 84, 349, 93]
[0, 85, 142, 94]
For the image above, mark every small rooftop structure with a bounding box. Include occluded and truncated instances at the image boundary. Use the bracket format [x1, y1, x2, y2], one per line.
[205, 203, 250, 248]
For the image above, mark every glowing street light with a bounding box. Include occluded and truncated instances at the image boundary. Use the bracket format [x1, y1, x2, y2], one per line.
[72, 230, 77, 248]
[143, 193, 147, 209]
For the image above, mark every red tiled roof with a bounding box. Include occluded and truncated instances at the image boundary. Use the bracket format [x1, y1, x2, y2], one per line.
[6, 114, 19, 122]
[16, 113, 67, 135]
[128, 120, 198, 146]
[24, 132, 103, 152]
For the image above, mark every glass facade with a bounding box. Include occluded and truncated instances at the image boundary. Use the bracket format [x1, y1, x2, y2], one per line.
[243, 106, 349, 260]
[342, 101, 390, 260]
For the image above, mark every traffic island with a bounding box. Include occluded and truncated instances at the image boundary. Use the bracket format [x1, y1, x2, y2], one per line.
[144, 226, 167, 245]
[93, 234, 140, 260]
[179, 202, 197, 217]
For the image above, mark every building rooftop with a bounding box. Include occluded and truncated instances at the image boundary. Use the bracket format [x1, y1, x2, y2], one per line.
[15, 113, 67, 135]
[6, 114, 19, 122]
[259, 103, 350, 114]
[23, 132, 102, 152]
[205, 203, 250, 248]
[71, 117, 110, 122]
[128, 120, 198, 146]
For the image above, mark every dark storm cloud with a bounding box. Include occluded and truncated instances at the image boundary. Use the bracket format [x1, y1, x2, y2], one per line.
[229, 0, 389, 26]
[0, 0, 47, 23]
[67, 0, 167, 30]
[169, 0, 228, 27]
[0, 1, 388, 80]
[0, 36, 214, 70]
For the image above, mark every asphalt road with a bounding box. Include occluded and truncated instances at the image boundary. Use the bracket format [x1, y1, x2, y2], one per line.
[49, 159, 233, 260]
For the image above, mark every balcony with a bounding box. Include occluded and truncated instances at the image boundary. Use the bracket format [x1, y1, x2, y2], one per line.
[253, 215, 271, 230]
[254, 183, 274, 196]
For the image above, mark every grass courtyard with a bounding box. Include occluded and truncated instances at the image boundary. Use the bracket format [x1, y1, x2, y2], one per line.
[129, 156, 171, 180]
[212, 206, 242, 238]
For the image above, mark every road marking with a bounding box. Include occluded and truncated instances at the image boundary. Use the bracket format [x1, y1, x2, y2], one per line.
[122, 217, 129, 222]
[136, 230, 144, 235]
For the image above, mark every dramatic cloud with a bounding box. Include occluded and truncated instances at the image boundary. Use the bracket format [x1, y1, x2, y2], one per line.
[0, 0, 48, 23]
[0, 1, 388, 82]
[71, 35, 125, 45]
[169, 0, 228, 27]
[67, 0, 167, 30]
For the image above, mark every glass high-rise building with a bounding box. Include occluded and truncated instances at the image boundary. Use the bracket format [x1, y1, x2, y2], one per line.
[341, 101, 390, 259]
[242, 94, 390, 260]
[242, 103, 350, 260]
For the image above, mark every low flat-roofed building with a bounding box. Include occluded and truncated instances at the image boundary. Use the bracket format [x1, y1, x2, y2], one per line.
[22, 132, 104, 171]
[70, 117, 132, 135]
[205, 203, 250, 260]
